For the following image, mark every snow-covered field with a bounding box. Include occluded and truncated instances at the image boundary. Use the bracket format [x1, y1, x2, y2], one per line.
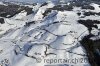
[0, 0, 100, 66]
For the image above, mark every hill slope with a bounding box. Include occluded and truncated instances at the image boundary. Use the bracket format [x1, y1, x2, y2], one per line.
[0, 1, 100, 66]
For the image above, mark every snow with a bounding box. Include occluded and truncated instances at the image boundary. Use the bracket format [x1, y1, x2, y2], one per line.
[90, 3, 100, 13]
[0, 1, 100, 66]
[12, 10, 27, 20]
[0, 1, 6, 5]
